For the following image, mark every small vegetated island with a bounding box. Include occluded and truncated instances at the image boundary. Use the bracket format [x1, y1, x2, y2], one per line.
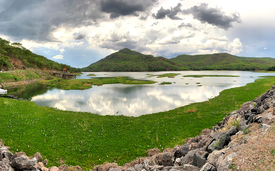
[2, 36, 275, 170]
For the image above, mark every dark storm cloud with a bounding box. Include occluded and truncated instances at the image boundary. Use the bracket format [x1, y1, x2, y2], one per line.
[100, 0, 157, 19]
[0, 0, 103, 41]
[74, 33, 86, 40]
[182, 3, 241, 30]
[153, 3, 182, 20]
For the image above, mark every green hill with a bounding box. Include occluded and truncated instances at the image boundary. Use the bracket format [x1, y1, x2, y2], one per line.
[170, 53, 275, 70]
[0, 37, 80, 72]
[82, 48, 182, 71]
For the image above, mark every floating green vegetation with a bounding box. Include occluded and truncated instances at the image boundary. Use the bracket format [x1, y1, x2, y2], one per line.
[39, 77, 156, 90]
[183, 75, 239, 78]
[157, 73, 180, 78]
[196, 82, 201, 84]
[160, 82, 172, 85]
[1, 76, 275, 170]
[87, 73, 96, 76]
[72, 72, 83, 76]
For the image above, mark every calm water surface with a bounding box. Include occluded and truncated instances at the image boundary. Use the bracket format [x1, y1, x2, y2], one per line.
[18, 71, 275, 116]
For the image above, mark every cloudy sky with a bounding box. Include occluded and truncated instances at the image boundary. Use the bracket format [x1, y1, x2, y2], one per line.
[0, 0, 274, 68]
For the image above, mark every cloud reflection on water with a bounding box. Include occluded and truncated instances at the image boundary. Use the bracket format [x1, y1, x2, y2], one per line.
[31, 84, 230, 117]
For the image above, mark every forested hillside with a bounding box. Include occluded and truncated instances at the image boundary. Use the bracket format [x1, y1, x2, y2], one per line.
[170, 53, 275, 70]
[82, 49, 275, 72]
[82, 48, 183, 71]
[0, 37, 80, 72]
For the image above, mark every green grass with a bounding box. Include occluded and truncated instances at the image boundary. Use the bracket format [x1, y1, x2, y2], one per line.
[157, 73, 180, 78]
[39, 77, 156, 90]
[183, 75, 239, 78]
[87, 74, 96, 76]
[0, 70, 52, 83]
[1, 76, 275, 170]
[160, 82, 172, 85]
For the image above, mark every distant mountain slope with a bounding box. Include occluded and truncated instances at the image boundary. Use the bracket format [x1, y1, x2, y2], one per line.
[82, 48, 182, 71]
[0, 37, 80, 72]
[170, 53, 275, 70]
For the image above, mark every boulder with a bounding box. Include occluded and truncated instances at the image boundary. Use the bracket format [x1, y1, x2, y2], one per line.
[11, 155, 38, 170]
[109, 168, 121, 171]
[49, 166, 60, 171]
[58, 164, 69, 171]
[146, 148, 161, 157]
[259, 123, 271, 134]
[174, 149, 183, 160]
[125, 167, 135, 171]
[148, 153, 163, 166]
[134, 164, 143, 171]
[181, 149, 200, 165]
[199, 162, 216, 171]
[0, 161, 14, 171]
[34, 152, 43, 162]
[192, 152, 206, 168]
[180, 144, 190, 156]
[162, 152, 173, 166]
[217, 153, 237, 171]
[93, 163, 118, 171]
[207, 151, 224, 167]
[201, 129, 211, 136]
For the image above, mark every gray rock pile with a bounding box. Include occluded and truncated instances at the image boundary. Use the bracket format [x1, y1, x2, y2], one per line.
[2, 86, 275, 171]
[0, 140, 82, 170]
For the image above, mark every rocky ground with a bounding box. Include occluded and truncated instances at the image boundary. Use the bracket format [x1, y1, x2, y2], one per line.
[2, 86, 275, 171]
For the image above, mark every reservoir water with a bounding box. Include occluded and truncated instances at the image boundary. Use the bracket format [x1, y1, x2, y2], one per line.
[10, 71, 275, 116]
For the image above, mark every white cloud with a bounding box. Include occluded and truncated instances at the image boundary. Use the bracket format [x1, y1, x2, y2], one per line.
[53, 55, 63, 59]
[60, 49, 65, 53]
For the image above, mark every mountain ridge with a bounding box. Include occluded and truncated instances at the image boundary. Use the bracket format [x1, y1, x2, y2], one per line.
[82, 48, 275, 71]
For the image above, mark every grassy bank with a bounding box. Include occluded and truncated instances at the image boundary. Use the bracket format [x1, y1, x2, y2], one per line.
[1, 76, 275, 170]
[0, 70, 52, 83]
[39, 77, 156, 90]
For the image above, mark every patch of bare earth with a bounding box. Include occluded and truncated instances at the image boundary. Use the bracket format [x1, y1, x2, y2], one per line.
[224, 108, 275, 170]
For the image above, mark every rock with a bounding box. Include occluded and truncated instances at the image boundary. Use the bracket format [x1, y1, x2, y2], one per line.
[174, 158, 181, 166]
[181, 149, 200, 165]
[217, 153, 237, 171]
[237, 101, 254, 113]
[125, 167, 135, 171]
[192, 152, 206, 168]
[207, 140, 218, 153]
[162, 152, 173, 166]
[11, 155, 37, 170]
[174, 149, 183, 160]
[147, 148, 161, 157]
[58, 164, 69, 171]
[0, 161, 14, 171]
[182, 164, 200, 171]
[134, 164, 143, 171]
[198, 137, 212, 149]
[260, 112, 275, 125]
[199, 162, 216, 171]
[93, 163, 118, 171]
[238, 119, 247, 131]
[259, 123, 271, 134]
[273, 107, 275, 115]
[246, 114, 256, 124]
[109, 168, 121, 171]
[201, 129, 211, 136]
[49, 166, 60, 171]
[225, 126, 238, 136]
[207, 151, 224, 167]
[148, 153, 163, 166]
[180, 144, 190, 156]
[42, 159, 48, 166]
[34, 152, 43, 162]
[257, 106, 265, 114]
